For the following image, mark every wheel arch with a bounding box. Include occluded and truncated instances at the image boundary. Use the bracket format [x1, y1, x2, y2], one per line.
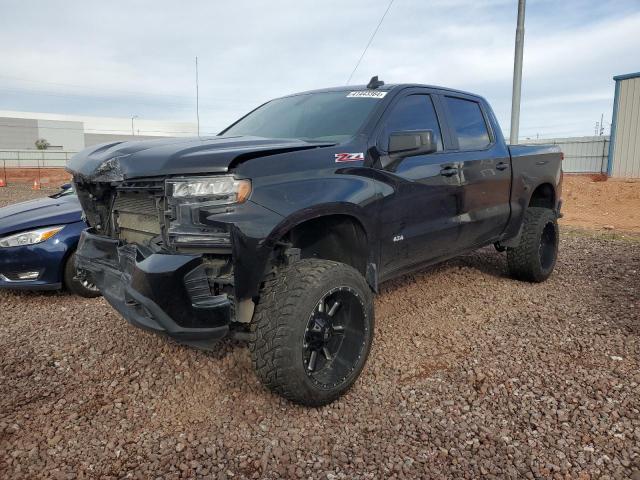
[285, 214, 369, 274]
[264, 204, 376, 288]
[527, 182, 556, 209]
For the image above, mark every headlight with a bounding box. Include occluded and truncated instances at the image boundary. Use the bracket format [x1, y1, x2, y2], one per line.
[165, 176, 251, 247]
[0, 225, 64, 248]
[167, 176, 251, 205]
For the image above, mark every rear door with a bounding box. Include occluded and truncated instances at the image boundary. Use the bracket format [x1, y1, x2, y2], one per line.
[375, 90, 461, 278]
[439, 95, 511, 248]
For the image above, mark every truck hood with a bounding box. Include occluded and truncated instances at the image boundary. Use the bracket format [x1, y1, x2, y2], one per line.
[0, 195, 83, 236]
[67, 135, 333, 181]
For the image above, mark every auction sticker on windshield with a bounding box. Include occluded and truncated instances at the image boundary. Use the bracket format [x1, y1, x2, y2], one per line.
[347, 91, 387, 99]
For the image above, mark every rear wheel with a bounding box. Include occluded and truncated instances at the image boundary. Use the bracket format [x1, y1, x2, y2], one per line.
[507, 207, 559, 282]
[63, 251, 101, 298]
[250, 259, 374, 406]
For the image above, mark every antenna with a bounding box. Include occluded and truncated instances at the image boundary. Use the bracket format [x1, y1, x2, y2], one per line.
[346, 0, 395, 85]
[367, 76, 385, 89]
[195, 56, 200, 137]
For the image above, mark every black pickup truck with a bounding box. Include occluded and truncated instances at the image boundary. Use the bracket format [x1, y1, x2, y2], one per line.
[68, 77, 562, 406]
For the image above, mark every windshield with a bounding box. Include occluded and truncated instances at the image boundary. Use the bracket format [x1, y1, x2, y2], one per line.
[222, 91, 383, 142]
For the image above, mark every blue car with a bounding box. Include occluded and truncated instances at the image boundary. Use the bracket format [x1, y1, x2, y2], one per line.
[0, 184, 100, 297]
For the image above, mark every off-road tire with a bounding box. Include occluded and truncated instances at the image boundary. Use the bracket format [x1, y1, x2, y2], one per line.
[64, 251, 101, 298]
[250, 259, 374, 406]
[507, 207, 559, 282]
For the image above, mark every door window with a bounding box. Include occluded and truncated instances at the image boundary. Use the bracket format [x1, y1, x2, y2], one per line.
[383, 95, 443, 151]
[444, 96, 491, 150]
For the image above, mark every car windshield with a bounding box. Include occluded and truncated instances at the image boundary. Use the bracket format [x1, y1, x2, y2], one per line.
[222, 91, 383, 143]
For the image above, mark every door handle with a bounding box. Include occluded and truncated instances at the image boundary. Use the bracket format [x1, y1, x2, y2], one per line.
[440, 166, 458, 177]
[496, 162, 509, 171]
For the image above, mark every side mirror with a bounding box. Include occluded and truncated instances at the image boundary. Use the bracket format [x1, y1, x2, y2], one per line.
[388, 130, 437, 157]
[60, 183, 72, 190]
[379, 130, 437, 170]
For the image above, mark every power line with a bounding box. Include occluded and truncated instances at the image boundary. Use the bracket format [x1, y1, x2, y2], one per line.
[0, 86, 260, 109]
[0, 75, 195, 100]
[346, 0, 395, 85]
[0, 86, 262, 113]
[0, 87, 204, 111]
[0, 122, 199, 135]
[0, 75, 266, 104]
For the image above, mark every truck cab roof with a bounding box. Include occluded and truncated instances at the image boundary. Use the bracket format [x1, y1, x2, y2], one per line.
[280, 83, 486, 101]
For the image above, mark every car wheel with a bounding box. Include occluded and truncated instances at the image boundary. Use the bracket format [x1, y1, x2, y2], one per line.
[250, 259, 374, 406]
[63, 251, 101, 298]
[507, 207, 559, 282]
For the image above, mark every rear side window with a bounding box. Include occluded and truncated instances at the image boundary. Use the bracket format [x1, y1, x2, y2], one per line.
[444, 97, 491, 150]
[383, 95, 443, 151]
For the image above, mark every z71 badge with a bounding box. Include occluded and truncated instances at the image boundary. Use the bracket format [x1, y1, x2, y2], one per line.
[335, 152, 365, 163]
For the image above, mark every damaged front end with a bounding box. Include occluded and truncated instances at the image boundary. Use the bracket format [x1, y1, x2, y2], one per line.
[76, 230, 232, 348]
[73, 175, 269, 349]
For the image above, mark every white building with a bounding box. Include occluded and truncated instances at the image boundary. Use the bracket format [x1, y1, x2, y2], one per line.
[0, 110, 198, 151]
[608, 72, 640, 178]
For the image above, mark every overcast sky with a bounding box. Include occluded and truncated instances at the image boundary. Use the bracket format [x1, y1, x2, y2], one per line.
[1, 0, 638, 139]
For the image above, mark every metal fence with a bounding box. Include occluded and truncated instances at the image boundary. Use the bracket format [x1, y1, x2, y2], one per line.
[0, 149, 76, 168]
[523, 136, 609, 174]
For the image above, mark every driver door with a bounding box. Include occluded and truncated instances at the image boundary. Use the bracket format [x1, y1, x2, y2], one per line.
[376, 92, 461, 279]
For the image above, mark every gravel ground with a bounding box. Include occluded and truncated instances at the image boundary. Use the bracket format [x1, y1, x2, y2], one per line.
[0, 184, 59, 208]
[1, 226, 638, 478]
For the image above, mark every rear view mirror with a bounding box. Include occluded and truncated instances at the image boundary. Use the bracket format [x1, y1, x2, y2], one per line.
[388, 130, 437, 156]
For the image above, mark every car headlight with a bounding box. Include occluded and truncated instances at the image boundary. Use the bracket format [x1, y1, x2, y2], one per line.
[167, 176, 251, 205]
[0, 225, 64, 248]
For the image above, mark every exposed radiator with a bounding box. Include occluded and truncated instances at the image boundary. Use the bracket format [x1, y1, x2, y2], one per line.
[112, 193, 163, 245]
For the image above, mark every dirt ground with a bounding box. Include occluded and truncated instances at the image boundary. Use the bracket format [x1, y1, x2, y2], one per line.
[561, 175, 640, 234]
[0, 180, 639, 479]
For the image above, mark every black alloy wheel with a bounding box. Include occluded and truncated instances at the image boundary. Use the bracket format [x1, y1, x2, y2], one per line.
[303, 286, 368, 389]
[538, 221, 558, 271]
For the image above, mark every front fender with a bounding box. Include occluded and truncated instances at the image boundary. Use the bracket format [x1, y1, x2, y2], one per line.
[229, 171, 382, 299]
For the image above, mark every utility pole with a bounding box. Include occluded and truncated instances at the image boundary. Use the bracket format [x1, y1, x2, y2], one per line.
[509, 0, 526, 145]
[131, 115, 138, 136]
[195, 56, 200, 137]
[599, 113, 604, 135]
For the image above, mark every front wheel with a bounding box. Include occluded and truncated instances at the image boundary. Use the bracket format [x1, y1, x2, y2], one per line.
[507, 207, 559, 282]
[250, 259, 374, 406]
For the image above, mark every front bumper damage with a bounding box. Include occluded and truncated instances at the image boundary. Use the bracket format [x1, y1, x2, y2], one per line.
[76, 229, 232, 348]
